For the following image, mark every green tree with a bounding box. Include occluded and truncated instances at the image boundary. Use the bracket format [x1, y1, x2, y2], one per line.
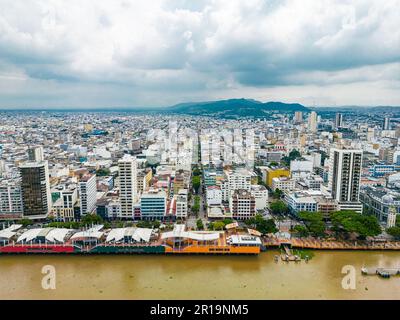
[299, 211, 323, 222]
[269, 200, 289, 215]
[192, 195, 201, 215]
[387, 226, 400, 239]
[281, 149, 302, 166]
[246, 214, 278, 235]
[137, 220, 152, 228]
[222, 218, 234, 226]
[308, 220, 326, 237]
[212, 221, 225, 231]
[81, 214, 104, 226]
[152, 220, 161, 229]
[298, 211, 326, 237]
[293, 225, 309, 238]
[196, 219, 204, 230]
[192, 166, 201, 176]
[330, 210, 381, 239]
[96, 168, 111, 176]
[192, 176, 201, 194]
[19, 218, 33, 227]
[272, 188, 283, 199]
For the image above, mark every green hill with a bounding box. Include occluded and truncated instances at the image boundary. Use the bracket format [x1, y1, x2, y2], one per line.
[168, 98, 309, 117]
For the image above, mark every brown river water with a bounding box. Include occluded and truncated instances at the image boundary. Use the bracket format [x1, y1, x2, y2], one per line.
[1, 251, 400, 299]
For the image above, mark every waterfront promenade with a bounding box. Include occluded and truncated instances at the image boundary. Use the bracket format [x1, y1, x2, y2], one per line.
[263, 236, 400, 250]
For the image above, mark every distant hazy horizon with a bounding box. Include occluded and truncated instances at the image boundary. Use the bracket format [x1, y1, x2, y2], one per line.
[0, 0, 399, 108]
[1, 99, 400, 112]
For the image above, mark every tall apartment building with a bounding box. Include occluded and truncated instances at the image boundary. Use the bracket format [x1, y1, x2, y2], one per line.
[118, 154, 137, 218]
[0, 181, 23, 218]
[383, 117, 391, 130]
[27, 146, 44, 162]
[19, 161, 52, 219]
[335, 113, 343, 129]
[308, 111, 318, 133]
[79, 174, 97, 216]
[294, 111, 303, 124]
[328, 147, 363, 212]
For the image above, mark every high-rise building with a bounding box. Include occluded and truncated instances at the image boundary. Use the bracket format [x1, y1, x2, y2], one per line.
[308, 111, 318, 132]
[0, 181, 23, 218]
[294, 111, 303, 124]
[27, 146, 44, 162]
[79, 174, 97, 216]
[335, 113, 343, 129]
[118, 154, 137, 218]
[383, 117, 390, 130]
[328, 147, 363, 212]
[0, 160, 5, 175]
[19, 161, 52, 219]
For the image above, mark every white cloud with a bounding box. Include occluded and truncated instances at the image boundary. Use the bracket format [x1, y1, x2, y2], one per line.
[0, 0, 399, 107]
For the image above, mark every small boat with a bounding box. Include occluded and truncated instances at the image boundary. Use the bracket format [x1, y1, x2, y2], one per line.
[361, 267, 368, 275]
[378, 271, 391, 279]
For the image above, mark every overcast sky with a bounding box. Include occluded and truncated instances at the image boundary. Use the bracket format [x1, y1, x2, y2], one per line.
[0, 0, 399, 108]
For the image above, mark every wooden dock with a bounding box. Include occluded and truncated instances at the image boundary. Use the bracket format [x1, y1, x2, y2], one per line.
[280, 244, 301, 262]
[361, 267, 400, 278]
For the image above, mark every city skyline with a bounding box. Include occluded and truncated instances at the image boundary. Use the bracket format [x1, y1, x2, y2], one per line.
[0, 0, 399, 109]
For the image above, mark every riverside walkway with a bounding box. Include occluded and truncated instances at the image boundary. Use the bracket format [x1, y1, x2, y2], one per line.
[263, 236, 400, 250]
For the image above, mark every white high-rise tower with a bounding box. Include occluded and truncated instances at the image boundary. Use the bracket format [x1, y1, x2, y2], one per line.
[308, 111, 318, 132]
[79, 174, 97, 216]
[118, 154, 137, 218]
[328, 147, 363, 213]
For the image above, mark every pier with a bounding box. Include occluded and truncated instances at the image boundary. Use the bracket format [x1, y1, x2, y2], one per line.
[361, 267, 400, 278]
[280, 244, 301, 262]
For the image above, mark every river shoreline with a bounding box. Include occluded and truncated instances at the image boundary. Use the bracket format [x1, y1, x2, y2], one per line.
[1, 251, 400, 300]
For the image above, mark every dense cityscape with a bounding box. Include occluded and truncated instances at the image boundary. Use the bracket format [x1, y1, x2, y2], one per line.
[0, 0, 399, 304]
[1, 107, 400, 255]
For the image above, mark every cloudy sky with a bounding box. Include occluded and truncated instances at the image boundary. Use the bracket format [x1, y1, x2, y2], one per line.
[0, 0, 399, 108]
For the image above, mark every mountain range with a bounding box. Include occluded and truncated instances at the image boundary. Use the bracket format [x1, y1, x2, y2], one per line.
[167, 98, 309, 117]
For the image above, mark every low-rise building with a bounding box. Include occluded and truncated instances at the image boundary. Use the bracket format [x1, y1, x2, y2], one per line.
[52, 184, 78, 221]
[250, 184, 268, 210]
[206, 186, 222, 206]
[264, 167, 290, 187]
[360, 186, 400, 224]
[140, 188, 167, 220]
[284, 189, 338, 217]
[272, 177, 295, 192]
[285, 191, 317, 214]
[229, 189, 256, 220]
[175, 189, 188, 219]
